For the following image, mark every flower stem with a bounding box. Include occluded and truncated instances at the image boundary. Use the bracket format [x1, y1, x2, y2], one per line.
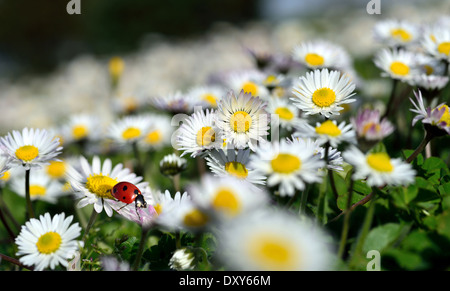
[299, 185, 310, 214]
[132, 227, 149, 271]
[337, 169, 355, 260]
[349, 190, 377, 268]
[382, 79, 398, 120]
[132, 141, 144, 178]
[24, 169, 34, 219]
[82, 207, 98, 243]
[406, 131, 434, 163]
[0, 253, 34, 270]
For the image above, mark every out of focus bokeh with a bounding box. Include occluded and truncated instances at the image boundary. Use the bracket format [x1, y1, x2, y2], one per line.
[0, 0, 448, 131]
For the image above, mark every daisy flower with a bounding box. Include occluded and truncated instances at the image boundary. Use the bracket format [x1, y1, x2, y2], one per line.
[267, 97, 305, 131]
[149, 91, 196, 114]
[159, 153, 187, 177]
[138, 114, 173, 151]
[15, 212, 82, 271]
[169, 248, 196, 271]
[225, 70, 270, 100]
[60, 114, 103, 145]
[0, 152, 12, 178]
[10, 169, 66, 204]
[188, 174, 269, 221]
[216, 208, 333, 271]
[413, 74, 449, 91]
[343, 146, 415, 187]
[422, 26, 450, 62]
[206, 148, 266, 185]
[249, 138, 325, 197]
[177, 109, 222, 158]
[188, 85, 226, 109]
[291, 69, 356, 118]
[294, 119, 356, 148]
[66, 155, 148, 217]
[215, 90, 270, 150]
[351, 108, 395, 142]
[373, 19, 420, 47]
[410, 90, 450, 135]
[373, 48, 420, 84]
[292, 39, 351, 70]
[0, 128, 63, 170]
[107, 114, 151, 146]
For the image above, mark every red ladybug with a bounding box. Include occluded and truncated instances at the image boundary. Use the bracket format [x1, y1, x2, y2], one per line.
[112, 182, 147, 215]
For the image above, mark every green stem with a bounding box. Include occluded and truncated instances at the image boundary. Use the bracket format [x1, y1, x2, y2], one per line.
[299, 185, 310, 214]
[132, 141, 144, 177]
[25, 169, 34, 219]
[406, 131, 434, 163]
[349, 190, 377, 268]
[132, 227, 149, 271]
[337, 170, 355, 260]
[82, 207, 98, 243]
[382, 78, 398, 120]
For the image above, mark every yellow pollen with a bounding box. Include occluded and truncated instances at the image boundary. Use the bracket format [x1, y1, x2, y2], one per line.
[183, 209, 209, 227]
[390, 28, 412, 42]
[36, 232, 62, 254]
[225, 162, 248, 179]
[202, 94, 218, 107]
[438, 42, 450, 56]
[145, 130, 162, 144]
[15, 145, 39, 162]
[85, 174, 117, 199]
[230, 111, 252, 133]
[275, 107, 294, 121]
[212, 187, 241, 216]
[109, 57, 124, 79]
[362, 122, 381, 135]
[390, 61, 410, 76]
[30, 185, 46, 197]
[315, 120, 342, 137]
[271, 153, 301, 174]
[304, 53, 325, 66]
[312, 88, 336, 107]
[247, 234, 298, 271]
[122, 127, 141, 140]
[47, 161, 66, 179]
[366, 152, 393, 172]
[241, 81, 258, 96]
[72, 125, 88, 140]
[437, 105, 450, 125]
[196, 126, 216, 146]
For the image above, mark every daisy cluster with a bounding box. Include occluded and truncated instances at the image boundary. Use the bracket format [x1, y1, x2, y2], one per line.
[0, 4, 450, 272]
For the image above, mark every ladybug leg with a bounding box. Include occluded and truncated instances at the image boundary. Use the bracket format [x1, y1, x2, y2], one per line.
[117, 203, 128, 212]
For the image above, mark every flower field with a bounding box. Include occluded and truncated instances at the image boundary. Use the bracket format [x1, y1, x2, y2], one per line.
[0, 0, 450, 271]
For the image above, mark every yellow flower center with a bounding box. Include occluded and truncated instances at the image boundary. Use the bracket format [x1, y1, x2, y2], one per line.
[247, 234, 298, 271]
[196, 126, 216, 146]
[109, 57, 124, 79]
[15, 145, 39, 162]
[271, 153, 302, 174]
[154, 203, 163, 216]
[304, 53, 324, 66]
[315, 120, 342, 137]
[390, 28, 412, 42]
[390, 61, 410, 76]
[183, 208, 209, 228]
[230, 111, 252, 133]
[72, 125, 88, 140]
[212, 187, 241, 216]
[122, 127, 141, 140]
[36, 232, 62, 254]
[225, 162, 248, 179]
[366, 152, 393, 172]
[202, 94, 218, 107]
[312, 88, 336, 107]
[145, 130, 162, 144]
[30, 185, 46, 197]
[362, 122, 381, 135]
[438, 42, 450, 56]
[275, 107, 294, 121]
[423, 65, 434, 75]
[0, 170, 10, 181]
[241, 81, 258, 96]
[437, 105, 450, 125]
[85, 174, 117, 199]
[47, 161, 66, 179]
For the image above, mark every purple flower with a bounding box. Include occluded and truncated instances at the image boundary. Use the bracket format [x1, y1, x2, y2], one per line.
[351, 108, 394, 141]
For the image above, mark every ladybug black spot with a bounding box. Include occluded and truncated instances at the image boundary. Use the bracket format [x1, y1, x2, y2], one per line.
[123, 196, 126, 200]
[134, 189, 139, 194]
[123, 185, 128, 191]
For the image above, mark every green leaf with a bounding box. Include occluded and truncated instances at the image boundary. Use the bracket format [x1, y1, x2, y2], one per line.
[362, 223, 410, 254]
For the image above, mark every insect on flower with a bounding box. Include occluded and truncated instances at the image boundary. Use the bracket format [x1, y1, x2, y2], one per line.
[111, 182, 148, 218]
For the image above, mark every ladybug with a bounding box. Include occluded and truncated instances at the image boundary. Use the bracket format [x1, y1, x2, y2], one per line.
[112, 182, 147, 216]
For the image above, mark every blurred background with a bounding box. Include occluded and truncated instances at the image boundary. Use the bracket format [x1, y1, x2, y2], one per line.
[0, 0, 448, 131]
